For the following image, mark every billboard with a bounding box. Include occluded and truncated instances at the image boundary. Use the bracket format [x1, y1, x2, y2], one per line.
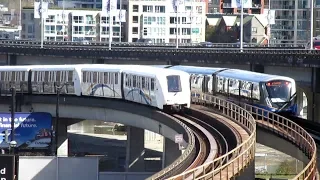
[0, 112, 52, 149]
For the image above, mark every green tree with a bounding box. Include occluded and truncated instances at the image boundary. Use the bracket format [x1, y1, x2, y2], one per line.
[205, 25, 216, 41]
[275, 160, 296, 175]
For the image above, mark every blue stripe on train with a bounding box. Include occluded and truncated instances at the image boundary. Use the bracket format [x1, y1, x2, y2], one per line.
[126, 88, 151, 105]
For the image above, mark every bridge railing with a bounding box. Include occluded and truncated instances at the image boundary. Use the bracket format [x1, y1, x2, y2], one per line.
[147, 115, 197, 180]
[166, 93, 256, 180]
[242, 104, 317, 180]
[0, 39, 307, 48]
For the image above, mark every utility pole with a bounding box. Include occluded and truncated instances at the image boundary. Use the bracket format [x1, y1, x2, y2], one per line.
[55, 85, 61, 155]
[40, 0, 44, 48]
[10, 87, 16, 155]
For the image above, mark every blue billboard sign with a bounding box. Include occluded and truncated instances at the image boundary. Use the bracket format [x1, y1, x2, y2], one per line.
[0, 112, 52, 149]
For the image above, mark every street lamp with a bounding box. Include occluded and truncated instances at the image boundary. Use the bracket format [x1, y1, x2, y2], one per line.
[9, 141, 17, 155]
[54, 83, 68, 156]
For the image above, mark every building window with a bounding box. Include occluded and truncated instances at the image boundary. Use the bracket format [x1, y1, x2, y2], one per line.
[143, 16, 156, 25]
[45, 25, 55, 34]
[22, 24, 25, 31]
[143, 5, 153, 12]
[132, 38, 138, 42]
[196, 6, 202, 13]
[27, 25, 34, 33]
[251, 27, 257, 33]
[46, 15, 55, 23]
[30, 13, 34, 20]
[133, 5, 139, 12]
[182, 28, 190, 35]
[132, 27, 138, 34]
[73, 26, 84, 34]
[73, 16, 84, 23]
[22, 13, 25, 20]
[86, 15, 95, 24]
[316, 21, 320, 29]
[155, 6, 165, 13]
[132, 16, 138, 23]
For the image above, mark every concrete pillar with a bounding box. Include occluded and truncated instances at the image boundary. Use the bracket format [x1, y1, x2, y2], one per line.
[162, 138, 181, 168]
[250, 64, 264, 73]
[57, 119, 68, 157]
[296, 87, 304, 117]
[125, 126, 145, 172]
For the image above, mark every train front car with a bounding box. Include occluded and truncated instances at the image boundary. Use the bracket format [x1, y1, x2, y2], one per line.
[160, 69, 191, 112]
[166, 65, 227, 97]
[263, 77, 297, 115]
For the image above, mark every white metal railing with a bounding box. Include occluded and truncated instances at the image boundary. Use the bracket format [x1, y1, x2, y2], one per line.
[166, 92, 317, 180]
[166, 93, 256, 179]
[243, 103, 317, 180]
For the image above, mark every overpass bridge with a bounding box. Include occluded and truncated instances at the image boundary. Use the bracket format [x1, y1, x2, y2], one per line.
[2, 41, 320, 123]
[0, 92, 316, 179]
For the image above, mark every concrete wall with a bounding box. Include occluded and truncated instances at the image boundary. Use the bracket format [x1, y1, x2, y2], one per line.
[18, 156, 99, 180]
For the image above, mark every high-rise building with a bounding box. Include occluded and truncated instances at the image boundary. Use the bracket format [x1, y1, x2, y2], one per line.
[269, 0, 311, 45]
[21, 7, 124, 42]
[127, 0, 207, 43]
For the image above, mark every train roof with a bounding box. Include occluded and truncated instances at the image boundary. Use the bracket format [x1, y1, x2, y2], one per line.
[0, 66, 32, 71]
[122, 65, 189, 77]
[218, 69, 295, 82]
[27, 64, 80, 71]
[168, 65, 227, 75]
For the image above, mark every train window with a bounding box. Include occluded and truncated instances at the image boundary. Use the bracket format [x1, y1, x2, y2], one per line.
[146, 77, 149, 89]
[83, 72, 87, 82]
[151, 78, 155, 91]
[240, 81, 252, 98]
[137, 76, 140, 88]
[92, 72, 97, 83]
[104, 72, 108, 84]
[125, 74, 128, 86]
[44, 72, 49, 82]
[0, 72, 4, 81]
[252, 83, 260, 100]
[229, 78, 240, 96]
[68, 71, 73, 82]
[217, 76, 224, 93]
[167, 75, 181, 92]
[142, 77, 145, 89]
[115, 73, 118, 84]
[265, 81, 291, 102]
[129, 75, 132, 87]
[56, 71, 61, 82]
[133, 75, 136, 87]
[195, 76, 200, 84]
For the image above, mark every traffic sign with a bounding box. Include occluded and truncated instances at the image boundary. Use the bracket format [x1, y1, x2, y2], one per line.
[175, 134, 183, 143]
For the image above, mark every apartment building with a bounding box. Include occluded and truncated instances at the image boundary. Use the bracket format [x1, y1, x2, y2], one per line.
[21, 7, 125, 42]
[127, 0, 206, 43]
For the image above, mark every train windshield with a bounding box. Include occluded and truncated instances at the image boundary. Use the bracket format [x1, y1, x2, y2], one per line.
[266, 81, 292, 102]
[167, 75, 182, 92]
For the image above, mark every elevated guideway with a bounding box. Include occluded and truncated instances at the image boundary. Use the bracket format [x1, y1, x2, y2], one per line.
[0, 93, 316, 179]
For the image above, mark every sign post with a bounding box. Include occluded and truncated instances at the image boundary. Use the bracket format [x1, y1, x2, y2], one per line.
[175, 134, 186, 150]
[0, 155, 15, 180]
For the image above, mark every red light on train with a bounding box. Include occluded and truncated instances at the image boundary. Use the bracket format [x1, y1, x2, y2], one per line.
[266, 83, 271, 86]
[285, 82, 289, 85]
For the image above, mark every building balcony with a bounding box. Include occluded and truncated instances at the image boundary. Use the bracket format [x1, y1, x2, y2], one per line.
[73, 31, 85, 35]
[223, 3, 232, 8]
[86, 20, 96, 25]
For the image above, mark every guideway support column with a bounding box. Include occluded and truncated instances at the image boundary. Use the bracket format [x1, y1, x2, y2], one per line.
[56, 119, 69, 156]
[125, 126, 145, 172]
[162, 138, 182, 168]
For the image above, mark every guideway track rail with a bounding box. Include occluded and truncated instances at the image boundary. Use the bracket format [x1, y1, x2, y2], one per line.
[173, 113, 228, 179]
[166, 93, 256, 180]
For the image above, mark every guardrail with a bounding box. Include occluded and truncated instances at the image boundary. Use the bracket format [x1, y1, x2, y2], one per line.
[0, 39, 307, 49]
[242, 104, 317, 180]
[166, 93, 256, 180]
[148, 115, 197, 180]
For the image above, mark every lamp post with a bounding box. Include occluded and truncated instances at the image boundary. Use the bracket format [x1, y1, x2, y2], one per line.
[10, 87, 16, 155]
[55, 83, 67, 155]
